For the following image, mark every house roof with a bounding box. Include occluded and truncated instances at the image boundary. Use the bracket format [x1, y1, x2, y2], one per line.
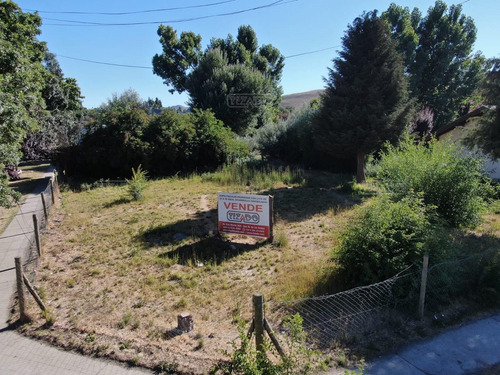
[434, 105, 490, 138]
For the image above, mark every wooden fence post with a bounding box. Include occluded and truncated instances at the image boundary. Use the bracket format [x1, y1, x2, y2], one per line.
[268, 195, 274, 242]
[53, 171, 59, 196]
[23, 275, 46, 312]
[33, 214, 41, 257]
[15, 257, 28, 322]
[50, 178, 55, 204]
[264, 318, 286, 359]
[418, 253, 429, 320]
[253, 294, 264, 353]
[40, 193, 48, 221]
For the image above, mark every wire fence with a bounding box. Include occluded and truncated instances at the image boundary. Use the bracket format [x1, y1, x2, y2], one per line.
[266, 249, 499, 350]
[0, 174, 59, 284]
[425, 249, 500, 315]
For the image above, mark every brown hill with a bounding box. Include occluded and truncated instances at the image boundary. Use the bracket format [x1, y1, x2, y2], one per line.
[281, 89, 324, 109]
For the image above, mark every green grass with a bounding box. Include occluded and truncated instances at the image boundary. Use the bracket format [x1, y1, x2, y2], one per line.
[201, 162, 305, 190]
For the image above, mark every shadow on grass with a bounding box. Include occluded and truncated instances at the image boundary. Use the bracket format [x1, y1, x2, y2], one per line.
[139, 209, 266, 265]
[157, 235, 265, 265]
[263, 177, 360, 223]
[102, 197, 131, 208]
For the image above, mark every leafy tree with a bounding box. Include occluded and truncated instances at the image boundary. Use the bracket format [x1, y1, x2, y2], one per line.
[382, 1, 485, 128]
[314, 11, 413, 183]
[465, 59, 500, 159]
[152, 25, 284, 134]
[0, 0, 45, 206]
[23, 52, 84, 160]
[143, 97, 163, 114]
[77, 95, 150, 177]
[99, 88, 143, 113]
[143, 108, 238, 175]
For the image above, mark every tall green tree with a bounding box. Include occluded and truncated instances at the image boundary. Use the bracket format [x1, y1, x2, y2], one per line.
[0, 0, 45, 206]
[152, 25, 284, 134]
[465, 59, 500, 159]
[23, 52, 85, 160]
[382, 1, 484, 128]
[314, 11, 413, 183]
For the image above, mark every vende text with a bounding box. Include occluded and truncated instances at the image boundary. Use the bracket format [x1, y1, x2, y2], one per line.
[223, 203, 263, 212]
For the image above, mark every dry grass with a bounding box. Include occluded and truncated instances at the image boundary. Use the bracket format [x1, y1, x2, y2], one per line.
[19, 171, 360, 373]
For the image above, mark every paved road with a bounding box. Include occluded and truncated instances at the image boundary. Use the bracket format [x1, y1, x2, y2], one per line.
[0, 169, 153, 375]
[327, 313, 500, 375]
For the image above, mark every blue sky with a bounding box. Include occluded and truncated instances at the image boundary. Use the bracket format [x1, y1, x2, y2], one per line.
[15, 0, 500, 109]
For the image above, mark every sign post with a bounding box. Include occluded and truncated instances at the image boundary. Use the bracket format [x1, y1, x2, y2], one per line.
[218, 193, 273, 240]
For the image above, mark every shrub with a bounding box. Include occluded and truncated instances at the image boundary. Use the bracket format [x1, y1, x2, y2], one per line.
[334, 194, 437, 287]
[377, 135, 488, 228]
[210, 316, 323, 375]
[255, 105, 335, 169]
[126, 165, 148, 201]
[143, 109, 248, 176]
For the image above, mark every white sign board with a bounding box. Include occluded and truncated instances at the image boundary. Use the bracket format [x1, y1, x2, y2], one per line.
[218, 193, 272, 239]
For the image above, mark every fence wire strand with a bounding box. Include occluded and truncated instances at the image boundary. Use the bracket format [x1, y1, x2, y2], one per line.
[268, 267, 416, 345]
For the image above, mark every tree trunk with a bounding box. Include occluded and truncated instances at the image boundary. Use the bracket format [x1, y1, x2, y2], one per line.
[356, 150, 366, 183]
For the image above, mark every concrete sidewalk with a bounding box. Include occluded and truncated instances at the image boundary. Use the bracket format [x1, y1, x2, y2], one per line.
[328, 313, 500, 375]
[0, 169, 152, 374]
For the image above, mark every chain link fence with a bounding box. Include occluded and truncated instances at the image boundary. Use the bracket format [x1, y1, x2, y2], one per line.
[2, 175, 58, 284]
[266, 249, 499, 351]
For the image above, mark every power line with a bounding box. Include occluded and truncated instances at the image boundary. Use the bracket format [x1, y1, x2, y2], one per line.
[42, 0, 297, 27]
[24, 0, 238, 16]
[58, 55, 151, 69]
[285, 46, 340, 59]
[57, 44, 338, 70]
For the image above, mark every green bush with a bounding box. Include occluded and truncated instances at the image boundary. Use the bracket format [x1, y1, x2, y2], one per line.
[254, 106, 336, 170]
[377, 135, 488, 228]
[126, 165, 148, 201]
[334, 194, 437, 287]
[143, 109, 248, 176]
[210, 315, 323, 375]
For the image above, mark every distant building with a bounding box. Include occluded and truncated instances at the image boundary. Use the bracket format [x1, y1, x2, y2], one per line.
[434, 105, 500, 179]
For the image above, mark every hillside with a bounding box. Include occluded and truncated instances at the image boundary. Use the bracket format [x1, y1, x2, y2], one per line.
[281, 89, 324, 109]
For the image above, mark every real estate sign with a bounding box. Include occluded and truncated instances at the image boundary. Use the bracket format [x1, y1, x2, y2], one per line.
[217, 193, 273, 239]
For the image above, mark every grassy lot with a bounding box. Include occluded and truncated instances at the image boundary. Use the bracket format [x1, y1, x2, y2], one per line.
[16, 167, 499, 373]
[0, 161, 51, 234]
[17, 169, 363, 373]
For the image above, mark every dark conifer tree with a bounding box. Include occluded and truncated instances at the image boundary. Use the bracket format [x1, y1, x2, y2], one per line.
[314, 11, 413, 182]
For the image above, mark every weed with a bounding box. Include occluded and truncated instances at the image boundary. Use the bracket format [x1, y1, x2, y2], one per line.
[119, 312, 132, 329]
[65, 278, 75, 288]
[154, 361, 179, 374]
[119, 341, 132, 350]
[42, 309, 56, 326]
[37, 286, 46, 300]
[89, 268, 101, 276]
[126, 165, 148, 201]
[273, 230, 289, 249]
[174, 298, 187, 309]
[85, 332, 96, 343]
